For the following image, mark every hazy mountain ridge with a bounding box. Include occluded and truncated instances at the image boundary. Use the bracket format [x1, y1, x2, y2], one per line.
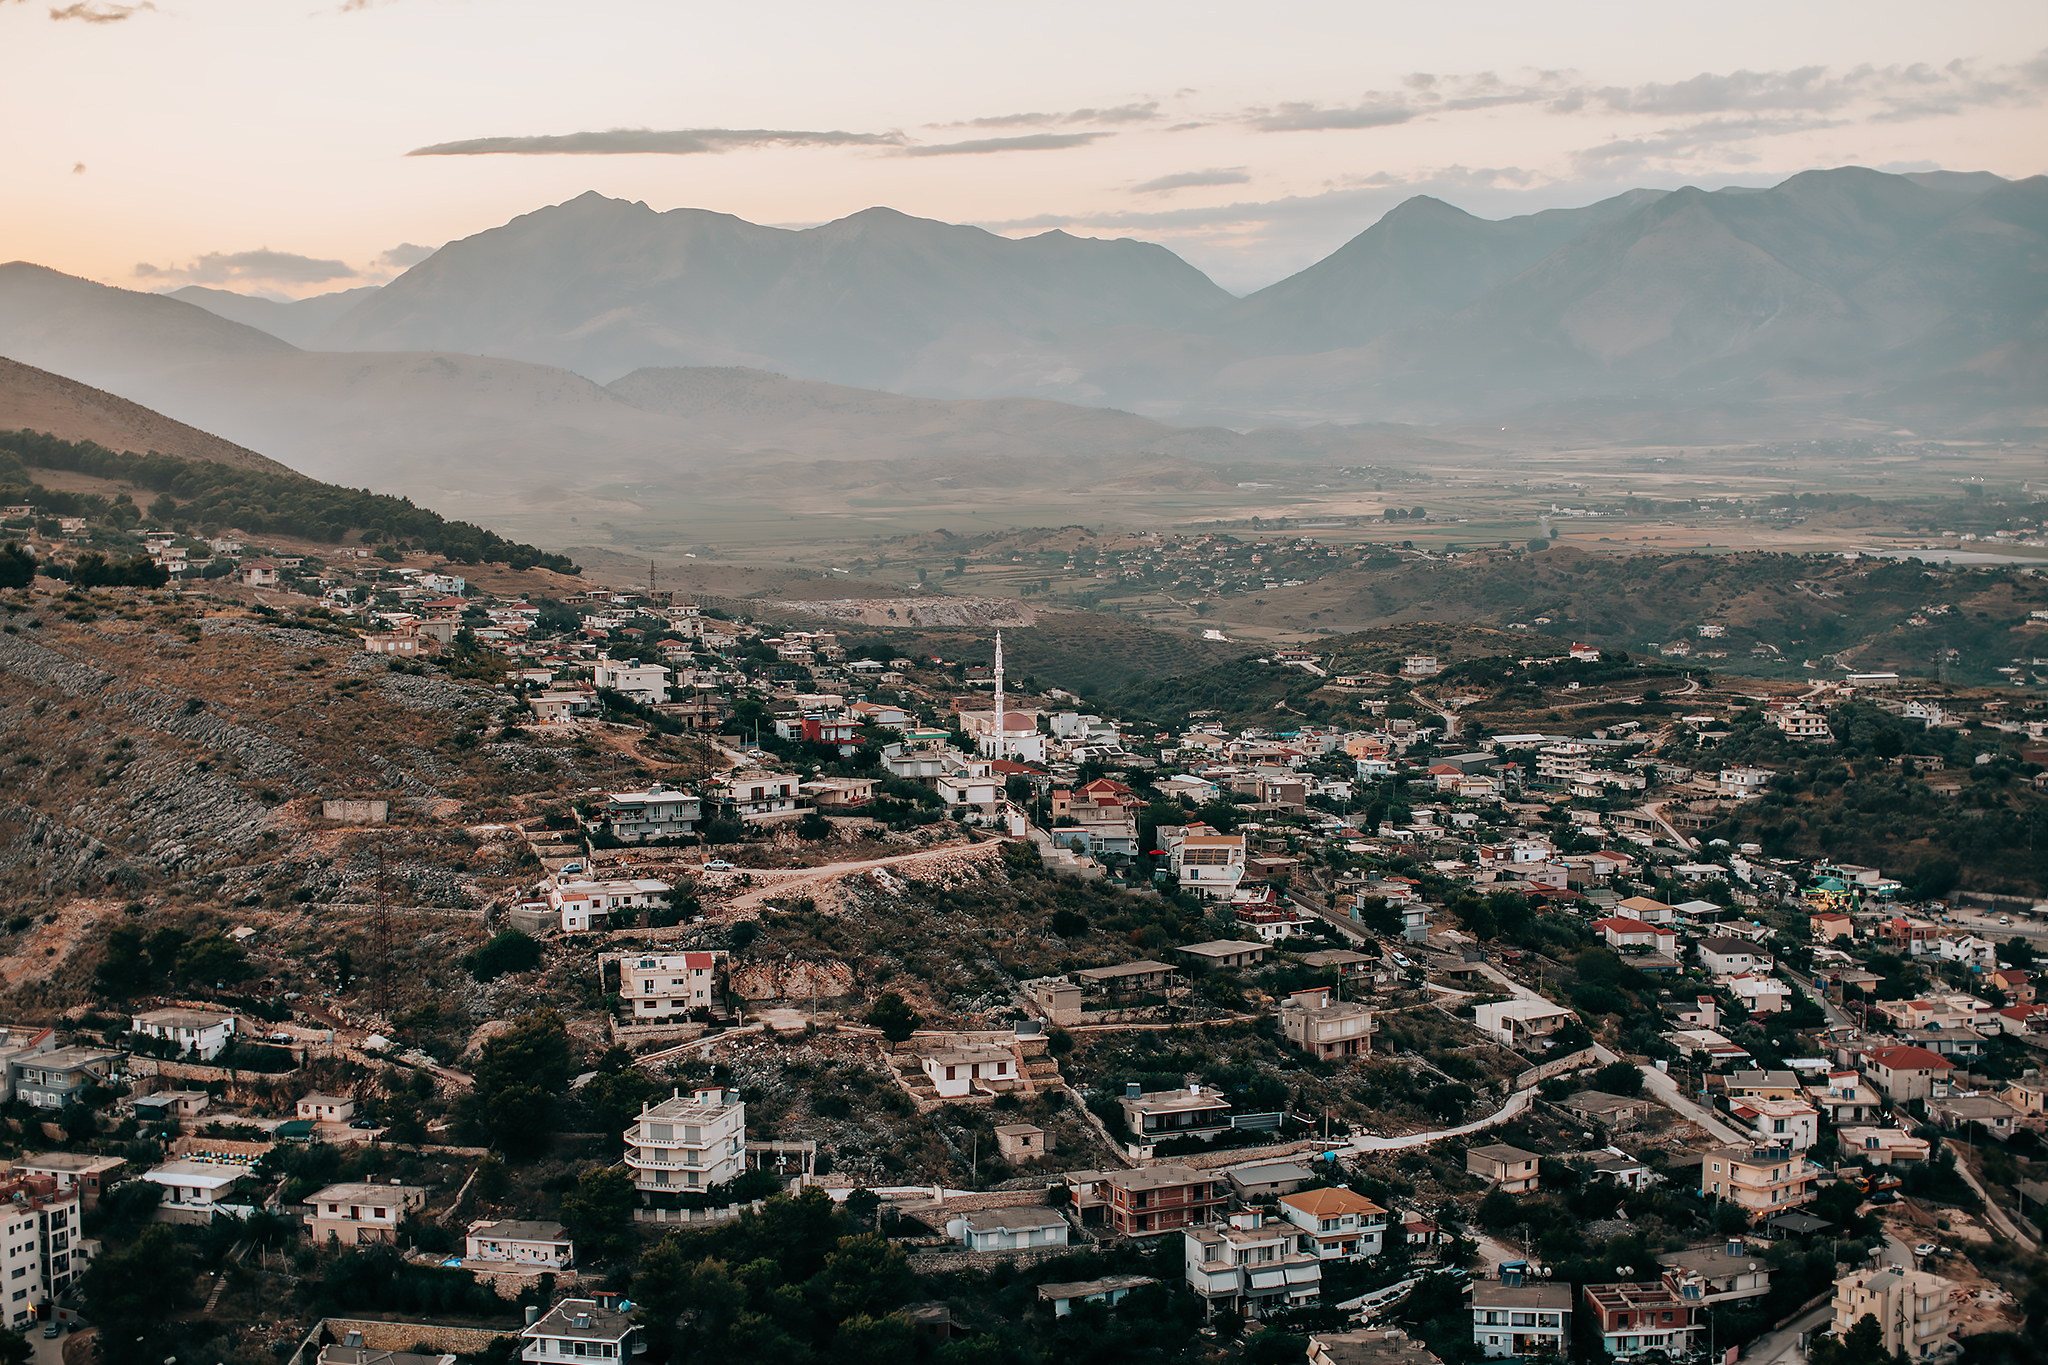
[167, 284, 382, 347]
[155, 167, 2043, 431]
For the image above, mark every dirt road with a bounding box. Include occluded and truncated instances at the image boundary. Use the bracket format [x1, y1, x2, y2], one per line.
[711, 839, 1008, 912]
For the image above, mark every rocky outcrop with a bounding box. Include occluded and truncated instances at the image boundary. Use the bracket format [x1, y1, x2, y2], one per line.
[729, 957, 855, 1001]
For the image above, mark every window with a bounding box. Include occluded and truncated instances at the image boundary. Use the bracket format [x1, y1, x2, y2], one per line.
[1511, 1313, 1537, 1327]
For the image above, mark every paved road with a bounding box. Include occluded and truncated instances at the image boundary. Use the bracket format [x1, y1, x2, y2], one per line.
[1945, 1139, 2038, 1250]
[1782, 967, 1850, 1029]
[1638, 1064, 1749, 1145]
[1346, 1086, 1538, 1153]
[1742, 1303, 1832, 1365]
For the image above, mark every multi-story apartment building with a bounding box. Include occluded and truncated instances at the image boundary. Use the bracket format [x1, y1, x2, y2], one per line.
[591, 660, 671, 706]
[1772, 710, 1834, 742]
[1471, 1277, 1573, 1358]
[1583, 1281, 1699, 1360]
[1075, 1165, 1228, 1236]
[600, 782, 699, 841]
[11, 1046, 121, 1110]
[618, 951, 726, 1020]
[1833, 1266, 1956, 1360]
[1699, 1144, 1825, 1217]
[0, 1174, 86, 1331]
[1171, 834, 1248, 901]
[623, 1089, 746, 1194]
[1183, 1214, 1322, 1317]
[1536, 743, 1593, 786]
[1278, 989, 1374, 1060]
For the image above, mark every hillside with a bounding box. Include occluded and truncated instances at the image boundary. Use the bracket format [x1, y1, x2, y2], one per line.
[0, 355, 298, 476]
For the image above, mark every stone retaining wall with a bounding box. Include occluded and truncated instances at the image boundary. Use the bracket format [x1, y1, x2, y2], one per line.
[906, 1245, 1074, 1274]
[311, 1319, 513, 1354]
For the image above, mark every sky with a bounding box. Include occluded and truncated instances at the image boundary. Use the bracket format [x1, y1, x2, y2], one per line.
[4, 0, 2045, 297]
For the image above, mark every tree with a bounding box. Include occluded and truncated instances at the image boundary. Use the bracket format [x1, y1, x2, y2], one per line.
[176, 933, 252, 984]
[864, 992, 922, 1044]
[835, 1313, 915, 1365]
[1423, 1084, 1475, 1122]
[560, 1166, 638, 1263]
[1591, 1061, 1645, 1097]
[581, 1047, 656, 1148]
[0, 543, 33, 590]
[823, 1232, 913, 1318]
[465, 929, 543, 981]
[82, 1223, 189, 1361]
[796, 811, 832, 841]
[460, 1008, 574, 1157]
[0, 1328, 28, 1365]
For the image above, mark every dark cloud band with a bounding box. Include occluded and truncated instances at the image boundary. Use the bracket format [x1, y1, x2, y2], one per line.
[407, 128, 904, 156]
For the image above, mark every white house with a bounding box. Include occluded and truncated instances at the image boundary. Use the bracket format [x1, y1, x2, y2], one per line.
[521, 1300, 639, 1363]
[949, 1207, 1071, 1251]
[296, 1093, 356, 1124]
[466, 1218, 572, 1270]
[1725, 974, 1793, 1014]
[592, 659, 671, 706]
[1472, 999, 1576, 1049]
[130, 1007, 236, 1061]
[920, 1046, 1017, 1098]
[620, 951, 724, 1019]
[602, 782, 699, 841]
[623, 1088, 746, 1194]
[1697, 937, 1774, 976]
[1276, 1187, 1388, 1260]
[145, 1158, 250, 1221]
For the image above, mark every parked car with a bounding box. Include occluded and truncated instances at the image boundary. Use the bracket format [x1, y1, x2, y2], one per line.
[267, 1031, 294, 1043]
[702, 859, 736, 872]
[1914, 1243, 1940, 1257]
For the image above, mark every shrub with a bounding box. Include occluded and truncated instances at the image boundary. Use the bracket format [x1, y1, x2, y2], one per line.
[464, 930, 543, 981]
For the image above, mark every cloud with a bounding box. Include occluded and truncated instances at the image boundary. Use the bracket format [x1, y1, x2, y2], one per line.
[1236, 52, 2048, 142]
[407, 127, 903, 156]
[1571, 115, 1845, 172]
[48, 0, 152, 20]
[1249, 102, 1416, 132]
[937, 102, 1159, 129]
[134, 248, 358, 287]
[899, 132, 1110, 157]
[378, 242, 437, 268]
[1132, 168, 1251, 194]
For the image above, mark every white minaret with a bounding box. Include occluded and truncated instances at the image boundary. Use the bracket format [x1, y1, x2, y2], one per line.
[991, 630, 1005, 759]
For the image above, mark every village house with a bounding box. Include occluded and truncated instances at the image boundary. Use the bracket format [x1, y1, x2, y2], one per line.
[1698, 1145, 1824, 1217]
[1120, 1084, 1234, 1145]
[619, 951, 725, 1019]
[1838, 1128, 1930, 1165]
[1465, 1144, 1540, 1193]
[949, 1207, 1071, 1252]
[465, 1218, 573, 1271]
[521, 1300, 641, 1362]
[297, 1093, 357, 1124]
[920, 1046, 1018, 1098]
[1861, 1045, 1955, 1103]
[1071, 1165, 1228, 1236]
[130, 1007, 236, 1061]
[1807, 1072, 1883, 1125]
[1471, 1276, 1572, 1358]
[144, 1158, 250, 1222]
[1698, 937, 1775, 976]
[1278, 988, 1374, 1060]
[1471, 998, 1576, 1050]
[1582, 1281, 1697, 1360]
[1176, 940, 1269, 971]
[12, 1151, 123, 1211]
[304, 1182, 429, 1245]
[601, 782, 700, 841]
[1276, 1187, 1389, 1260]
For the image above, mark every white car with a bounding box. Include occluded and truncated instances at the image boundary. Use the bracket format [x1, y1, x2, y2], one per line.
[702, 859, 736, 872]
[1914, 1243, 1939, 1258]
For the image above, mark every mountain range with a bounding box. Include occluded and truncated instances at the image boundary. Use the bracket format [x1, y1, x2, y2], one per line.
[0, 165, 2041, 518]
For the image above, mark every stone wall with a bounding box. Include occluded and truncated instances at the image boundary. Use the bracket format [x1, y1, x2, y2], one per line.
[906, 1245, 1075, 1274]
[309, 1319, 513, 1356]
